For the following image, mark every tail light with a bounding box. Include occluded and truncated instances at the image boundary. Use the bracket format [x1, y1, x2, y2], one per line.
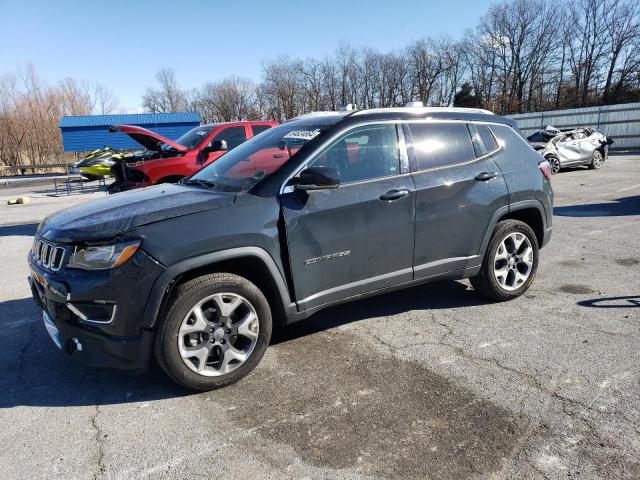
[538, 160, 552, 180]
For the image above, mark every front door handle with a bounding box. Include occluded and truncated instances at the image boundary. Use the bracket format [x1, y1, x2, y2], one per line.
[380, 188, 410, 201]
[273, 153, 285, 158]
[475, 171, 498, 181]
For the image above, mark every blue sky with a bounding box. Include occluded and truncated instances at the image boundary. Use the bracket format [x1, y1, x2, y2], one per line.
[0, 0, 493, 111]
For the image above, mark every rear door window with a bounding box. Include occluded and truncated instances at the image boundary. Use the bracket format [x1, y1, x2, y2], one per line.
[406, 123, 476, 171]
[467, 123, 486, 157]
[251, 124, 272, 136]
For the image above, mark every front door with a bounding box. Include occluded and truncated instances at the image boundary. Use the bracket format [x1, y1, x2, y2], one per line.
[281, 123, 415, 310]
[556, 134, 583, 164]
[203, 125, 248, 166]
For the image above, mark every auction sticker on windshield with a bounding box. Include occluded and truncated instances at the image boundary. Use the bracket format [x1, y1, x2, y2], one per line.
[283, 129, 321, 140]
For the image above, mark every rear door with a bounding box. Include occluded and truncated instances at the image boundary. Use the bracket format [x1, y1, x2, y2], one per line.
[407, 121, 509, 279]
[281, 123, 415, 310]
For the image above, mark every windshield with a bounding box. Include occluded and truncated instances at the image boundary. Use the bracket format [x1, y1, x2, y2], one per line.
[189, 122, 327, 191]
[174, 125, 217, 149]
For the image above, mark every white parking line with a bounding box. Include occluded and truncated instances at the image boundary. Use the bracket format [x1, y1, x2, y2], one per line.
[596, 183, 640, 198]
[615, 183, 640, 193]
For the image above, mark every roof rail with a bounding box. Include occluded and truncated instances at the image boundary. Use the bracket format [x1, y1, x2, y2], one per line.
[352, 106, 495, 116]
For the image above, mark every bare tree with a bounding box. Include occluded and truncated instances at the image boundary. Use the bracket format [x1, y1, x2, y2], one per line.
[194, 76, 258, 122]
[567, 0, 609, 105]
[260, 57, 303, 121]
[601, 0, 640, 102]
[142, 68, 188, 113]
[93, 84, 119, 114]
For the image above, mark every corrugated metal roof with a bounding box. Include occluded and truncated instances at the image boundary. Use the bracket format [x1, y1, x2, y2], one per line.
[59, 112, 201, 128]
[60, 124, 199, 152]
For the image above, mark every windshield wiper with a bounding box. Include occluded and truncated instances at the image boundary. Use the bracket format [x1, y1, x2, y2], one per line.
[182, 178, 216, 188]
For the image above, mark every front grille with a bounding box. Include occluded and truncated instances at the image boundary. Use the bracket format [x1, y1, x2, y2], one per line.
[33, 237, 67, 271]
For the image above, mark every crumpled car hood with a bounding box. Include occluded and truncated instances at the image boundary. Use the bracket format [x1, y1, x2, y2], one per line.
[38, 184, 235, 243]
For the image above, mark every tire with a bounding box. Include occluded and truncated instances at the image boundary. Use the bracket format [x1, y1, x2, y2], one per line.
[546, 155, 561, 174]
[154, 273, 272, 391]
[106, 181, 122, 194]
[588, 150, 603, 170]
[470, 220, 539, 302]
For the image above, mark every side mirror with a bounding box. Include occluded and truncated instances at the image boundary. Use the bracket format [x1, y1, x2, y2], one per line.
[296, 166, 340, 190]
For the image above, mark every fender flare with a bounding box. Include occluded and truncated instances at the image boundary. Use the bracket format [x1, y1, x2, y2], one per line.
[142, 247, 294, 329]
[477, 200, 548, 259]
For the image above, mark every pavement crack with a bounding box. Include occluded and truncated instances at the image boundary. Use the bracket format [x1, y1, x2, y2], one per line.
[524, 457, 552, 480]
[90, 405, 106, 480]
[554, 391, 640, 434]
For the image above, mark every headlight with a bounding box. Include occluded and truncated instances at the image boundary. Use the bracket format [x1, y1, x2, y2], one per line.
[67, 240, 140, 270]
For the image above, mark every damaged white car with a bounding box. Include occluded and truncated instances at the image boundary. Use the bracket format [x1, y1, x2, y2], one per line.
[527, 126, 613, 174]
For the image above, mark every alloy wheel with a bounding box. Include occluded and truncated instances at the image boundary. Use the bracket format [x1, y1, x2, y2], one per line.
[493, 232, 534, 291]
[178, 293, 259, 376]
[549, 156, 560, 174]
[592, 151, 603, 169]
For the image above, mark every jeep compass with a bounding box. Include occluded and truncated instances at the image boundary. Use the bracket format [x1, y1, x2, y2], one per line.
[28, 106, 553, 391]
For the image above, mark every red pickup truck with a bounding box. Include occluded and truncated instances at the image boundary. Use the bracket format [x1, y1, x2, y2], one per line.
[108, 121, 278, 192]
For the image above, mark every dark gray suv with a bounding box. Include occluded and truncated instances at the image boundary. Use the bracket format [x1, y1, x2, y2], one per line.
[28, 106, 553, 391]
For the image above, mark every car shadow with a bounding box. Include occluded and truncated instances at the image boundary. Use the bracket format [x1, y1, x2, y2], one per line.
[0, 223, 38, 237]
[0, 297, 187, 409]
[577, 295, 640, 309]
[554, 195, 640, 217]
[0, 280, 486, 408]
[272, 279, 488, 345]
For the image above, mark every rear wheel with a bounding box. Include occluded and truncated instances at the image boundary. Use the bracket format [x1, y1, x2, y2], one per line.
[589, 150, 603, 170]
[155, 273, 272, 391]
[470, 220, 539, 301]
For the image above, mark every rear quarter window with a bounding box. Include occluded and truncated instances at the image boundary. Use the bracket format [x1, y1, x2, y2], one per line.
[477, 124, 499, 153]
[407, 123, 476, 171]
[489, 123, 542, 171]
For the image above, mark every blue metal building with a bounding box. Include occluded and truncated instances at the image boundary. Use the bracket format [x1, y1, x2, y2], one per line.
[59, 112, 202, 152]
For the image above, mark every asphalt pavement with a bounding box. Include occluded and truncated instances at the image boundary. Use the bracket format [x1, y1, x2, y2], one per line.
[0, 157, 638, 479]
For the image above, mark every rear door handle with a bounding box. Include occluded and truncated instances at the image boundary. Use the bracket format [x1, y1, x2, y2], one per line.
[273, 153, 285, 158]
[379, 188, 410, 201]
[474, 171, 498, 181]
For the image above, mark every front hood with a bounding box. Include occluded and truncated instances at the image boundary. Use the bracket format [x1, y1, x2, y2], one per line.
[109, 125, 188, 152]
[38, 184, 235, 242]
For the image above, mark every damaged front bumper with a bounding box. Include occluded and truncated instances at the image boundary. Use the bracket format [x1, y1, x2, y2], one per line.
[109, 162, 153, 193]
[28, 249, 165, 372]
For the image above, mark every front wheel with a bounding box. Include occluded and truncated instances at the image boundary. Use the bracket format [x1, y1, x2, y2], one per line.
[155, 273, 272, 391]
[470, 220, 539, 301]
[589, 150, 603, 170]
[546, 155, 561, 174]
